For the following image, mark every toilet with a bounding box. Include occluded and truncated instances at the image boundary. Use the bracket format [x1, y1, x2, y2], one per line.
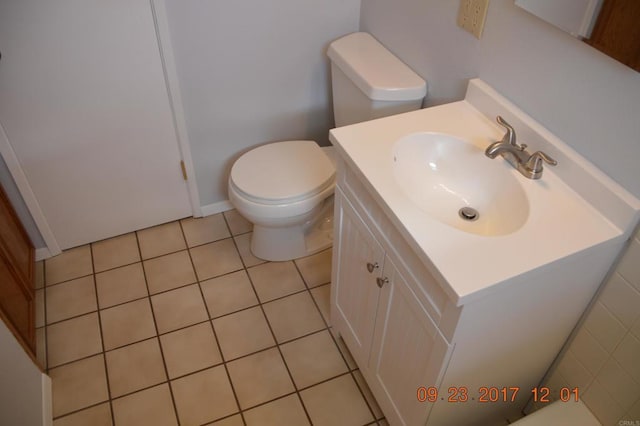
[228, 32, 427, 261]
[511, 399, 601, 425]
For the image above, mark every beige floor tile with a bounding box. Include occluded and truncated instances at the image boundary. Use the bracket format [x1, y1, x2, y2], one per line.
[143, 250, 197, 294]
[160, 322, 222, 379]
[47, 313, 102, 367]
[46, 276, 97, 324]
[280, 330, 347, 389]
[181, 214, 230, 247]
[190, 238, 243, 281]
[310, 283, 331, 325]
[35, 260, 44, 289]
[112, 383, 178, 426]
[206, 414, 244, 426]
[353, 370, 384, 420]
[200, 270, 259, 318]
[263, 292, 325, 343]
[45, 245, 93, 286]
[137, 222, 186, 260]
[36, 327, 47, 369]
[295, 248, 332, 288]
[227, 348, 295, 409]
[105, 338, 167, 398]
[248, 261, 306, 302]
[53, 402, 112, 426]
[171, 365, 238, 425]
[100, 298, 157, 350]
[234, 233, 266, 267]
[49, 354, 109, 417]
[213, 306, 275, 361]
[244, 394, 310, 426]
[300, 374, 374, 426]
[36, 289, 45, 327]
[151, 284, 208, 333]
[95, 263, 148, 309]
[91, 232, 140, 273]
[223, 209, 252, 235]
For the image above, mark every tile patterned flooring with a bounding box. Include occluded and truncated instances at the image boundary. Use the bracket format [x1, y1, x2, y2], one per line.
[35, 210, 387, 426]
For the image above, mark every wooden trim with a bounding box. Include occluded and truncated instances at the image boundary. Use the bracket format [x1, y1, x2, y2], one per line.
[0, 181, 38, 367]
[587, 0, 640, 71]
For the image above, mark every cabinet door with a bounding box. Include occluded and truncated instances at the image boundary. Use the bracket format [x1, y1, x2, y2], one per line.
[370, 257, 453, 426]
[331, 189, 385, 367]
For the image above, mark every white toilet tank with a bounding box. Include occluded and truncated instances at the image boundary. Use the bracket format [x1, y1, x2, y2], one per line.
[327, 32, 427, 127]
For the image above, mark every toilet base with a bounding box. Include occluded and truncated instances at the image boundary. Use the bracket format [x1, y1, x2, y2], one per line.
[251, 196, 334, 261]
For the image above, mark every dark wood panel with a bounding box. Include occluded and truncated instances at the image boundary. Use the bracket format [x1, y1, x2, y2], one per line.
[587, 0, 640, 71]
[0, 258, 34, 351]
[0, 186, 33, 285]
[0, 183, 36, 357]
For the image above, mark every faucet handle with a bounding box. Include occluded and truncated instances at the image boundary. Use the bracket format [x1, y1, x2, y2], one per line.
[525, 151, 557, 174]
[496, 116, 524, 149]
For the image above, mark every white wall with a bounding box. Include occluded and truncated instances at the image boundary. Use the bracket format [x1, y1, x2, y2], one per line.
[0, 319, 50, 426]
[163, 0, 361, 206]
[361, 0, 640, 198]
[540, 227, 640, 424]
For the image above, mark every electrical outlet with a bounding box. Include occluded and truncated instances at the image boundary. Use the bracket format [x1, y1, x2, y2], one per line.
[457, 0, 489, 39]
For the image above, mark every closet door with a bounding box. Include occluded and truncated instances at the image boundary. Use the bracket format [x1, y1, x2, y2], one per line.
[0, 0, 191, 249]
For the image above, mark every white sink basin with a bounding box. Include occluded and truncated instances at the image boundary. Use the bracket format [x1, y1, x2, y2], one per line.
[329, 79, 639, 304]
[392, 132, 529, 236]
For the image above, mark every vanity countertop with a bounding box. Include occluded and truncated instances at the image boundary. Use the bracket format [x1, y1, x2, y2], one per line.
[329, 79, 639, 305]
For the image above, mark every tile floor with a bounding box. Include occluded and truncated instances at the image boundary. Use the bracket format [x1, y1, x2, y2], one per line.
[35, 210, 387, 426]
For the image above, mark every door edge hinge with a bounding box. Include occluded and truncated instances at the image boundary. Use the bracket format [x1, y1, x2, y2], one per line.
[180, 160, 188, 180]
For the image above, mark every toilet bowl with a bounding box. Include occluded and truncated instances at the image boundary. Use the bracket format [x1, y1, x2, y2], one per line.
[228, 32, 427, 261]
[228, 140, 336, 261]
[511, 399, 601, 425]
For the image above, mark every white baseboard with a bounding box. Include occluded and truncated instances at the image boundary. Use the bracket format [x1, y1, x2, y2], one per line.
[200, 200, 234, 217]
[42, 374, 52, 426]
[35, 247, 52, 261]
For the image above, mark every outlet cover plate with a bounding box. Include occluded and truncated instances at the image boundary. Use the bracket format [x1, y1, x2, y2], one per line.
[457, 0, 490, 39]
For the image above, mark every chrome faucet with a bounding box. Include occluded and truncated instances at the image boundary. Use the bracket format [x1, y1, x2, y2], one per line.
[485, 116, 557, 179]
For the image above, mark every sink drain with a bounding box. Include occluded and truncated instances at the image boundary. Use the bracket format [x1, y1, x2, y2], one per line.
[459, 207, 479, 222]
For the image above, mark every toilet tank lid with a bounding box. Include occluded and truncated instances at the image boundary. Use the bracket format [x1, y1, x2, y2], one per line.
[327, 32, 427, 102]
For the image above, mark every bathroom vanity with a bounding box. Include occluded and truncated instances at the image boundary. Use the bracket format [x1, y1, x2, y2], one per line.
[329, 79, 640, 425]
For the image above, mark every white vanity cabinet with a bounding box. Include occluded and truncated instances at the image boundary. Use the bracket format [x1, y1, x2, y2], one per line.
[330, 155, 626, 425]
[332, 161, 456, 426]
[329, 80, 639, 425]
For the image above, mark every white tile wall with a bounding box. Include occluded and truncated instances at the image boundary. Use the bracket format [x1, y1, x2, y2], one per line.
[543, 228, 640, 424]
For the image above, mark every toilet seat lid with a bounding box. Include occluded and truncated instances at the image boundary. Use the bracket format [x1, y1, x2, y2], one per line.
[230, 140, 335, 204]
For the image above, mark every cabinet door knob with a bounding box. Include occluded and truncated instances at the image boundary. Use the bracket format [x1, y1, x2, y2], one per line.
[376, 277, 389, 288]
[366, 262, 379, 273]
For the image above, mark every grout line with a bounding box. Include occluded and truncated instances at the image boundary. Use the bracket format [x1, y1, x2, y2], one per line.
[132, 229, 181, 426]
[51, 400, 111, 422]
[183, 218, 248, 426]
[46, 318, 333, 372]
[43, 272, 95, 289]
[236, 242, 317, 425]
[87, 243, 116, 426]
[46, 217, 383, 425]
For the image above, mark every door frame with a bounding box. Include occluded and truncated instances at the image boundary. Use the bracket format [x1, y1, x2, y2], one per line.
[151, 0, 202, 219]
[0, 0, 201, 259]
[0, 123, 61, 259]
